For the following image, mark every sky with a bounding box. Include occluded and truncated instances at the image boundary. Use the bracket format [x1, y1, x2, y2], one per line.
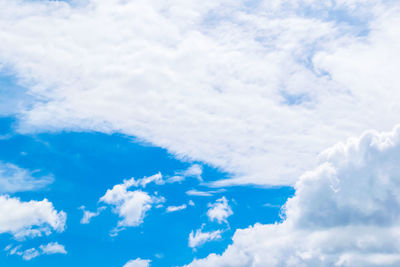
[1, 0, 400, 266]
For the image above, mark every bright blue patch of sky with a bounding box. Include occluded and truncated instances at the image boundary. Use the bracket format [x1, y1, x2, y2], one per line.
[0, 116, 294, 266]
[280, 91, 311, 106]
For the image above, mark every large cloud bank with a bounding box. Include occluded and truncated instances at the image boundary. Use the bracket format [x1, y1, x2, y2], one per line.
[1, 0, 400, 185]
[188, 127, 400, 266]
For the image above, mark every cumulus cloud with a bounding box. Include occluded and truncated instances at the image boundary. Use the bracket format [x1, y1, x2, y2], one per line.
[0, 161, 53, 193]
[6, 242, 66, 261]
[0, 195, 66, 239]
[189, 228, 222, 249]
[207, 197, 233, 224]
[123, 258, 151, 267]
[188, 126, 400, 266]
[39, 242, 67, 255]
[99, 176, 164, 234]
[1, 0, 400, 186]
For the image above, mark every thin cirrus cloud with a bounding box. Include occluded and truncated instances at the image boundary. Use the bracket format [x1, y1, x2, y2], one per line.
[188, 126, 400, 266]
[188, 228, 222, 249]
[186, 189, 225, 197]
[167, 164, 203, 183]
[0, 161, 53, 193]
[1, 0, 400, 186]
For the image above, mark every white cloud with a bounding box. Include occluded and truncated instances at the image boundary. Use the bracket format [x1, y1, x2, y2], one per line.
[19, 248, 39, 261]
[207, 197, 233, 224]
[0, 195, 66, 239]
[6, 242, 66, 261]
[188, 228, 222, 249]
[1, 0, 399, 186]
[129, 173, 164, 188]
[99, 176, 164, 233]
[123, 258, 151, 267]
[166, 204, 187, 213]
[40, 242, 67, 255]
[186, 189, 225, 197]
[167, 164, 203, 183]
[0, 161, 53, 193]
[79, 206, 106, 224]
[188, 200, 195, 206]
[188, 126, 400, 266]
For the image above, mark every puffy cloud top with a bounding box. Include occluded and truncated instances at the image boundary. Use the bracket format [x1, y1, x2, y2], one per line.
[189, 126, 400, 266]
[99, 175, 164, 232]
[207, 197, 233, 224]
[0, 195, 66, 239]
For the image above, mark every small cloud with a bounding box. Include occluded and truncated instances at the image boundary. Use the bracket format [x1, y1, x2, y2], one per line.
[125, 173, 164, 188]
[186, 188, 225, 197]
[166, 204, 187, 213]
[79, 205, 106, 224]
[123, 258, 151, 267]
[207, 197, 233, 224]
[6, 242, 66, 261]
[167, 164, 203, 183]
[39, 242, 67, 255]
[99, 175, 164, 235]
[188, 227, 222, 248]
[188, 200, 195, 206]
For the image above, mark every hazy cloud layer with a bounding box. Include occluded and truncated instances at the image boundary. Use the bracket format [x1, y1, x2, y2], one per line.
[1, 0, 399, 185]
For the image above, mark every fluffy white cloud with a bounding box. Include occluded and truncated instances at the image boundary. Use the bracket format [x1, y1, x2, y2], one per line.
[0, 195, 66, 239]
[99, 176, 164, 233]
[166, 204, 187, 213]
[79, 205, 106, 224]
[6, 242, 66, 261]
[40, 242, 67, 255]
[1, 0, 399, 186]
[207, 197, 233, 224]
[0, 161, 53, 193]
[123, 258, 151, 267]
[188, 126, 400, 266]
[189, 228, 222, 249]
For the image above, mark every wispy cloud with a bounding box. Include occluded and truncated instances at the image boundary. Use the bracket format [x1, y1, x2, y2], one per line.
[166, 204, 187, 213]
[0, 161, 53, 193]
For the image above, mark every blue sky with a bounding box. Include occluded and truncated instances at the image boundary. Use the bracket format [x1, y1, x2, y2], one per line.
[1, 1, 400, 266]
[0, 108, 293, 266]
